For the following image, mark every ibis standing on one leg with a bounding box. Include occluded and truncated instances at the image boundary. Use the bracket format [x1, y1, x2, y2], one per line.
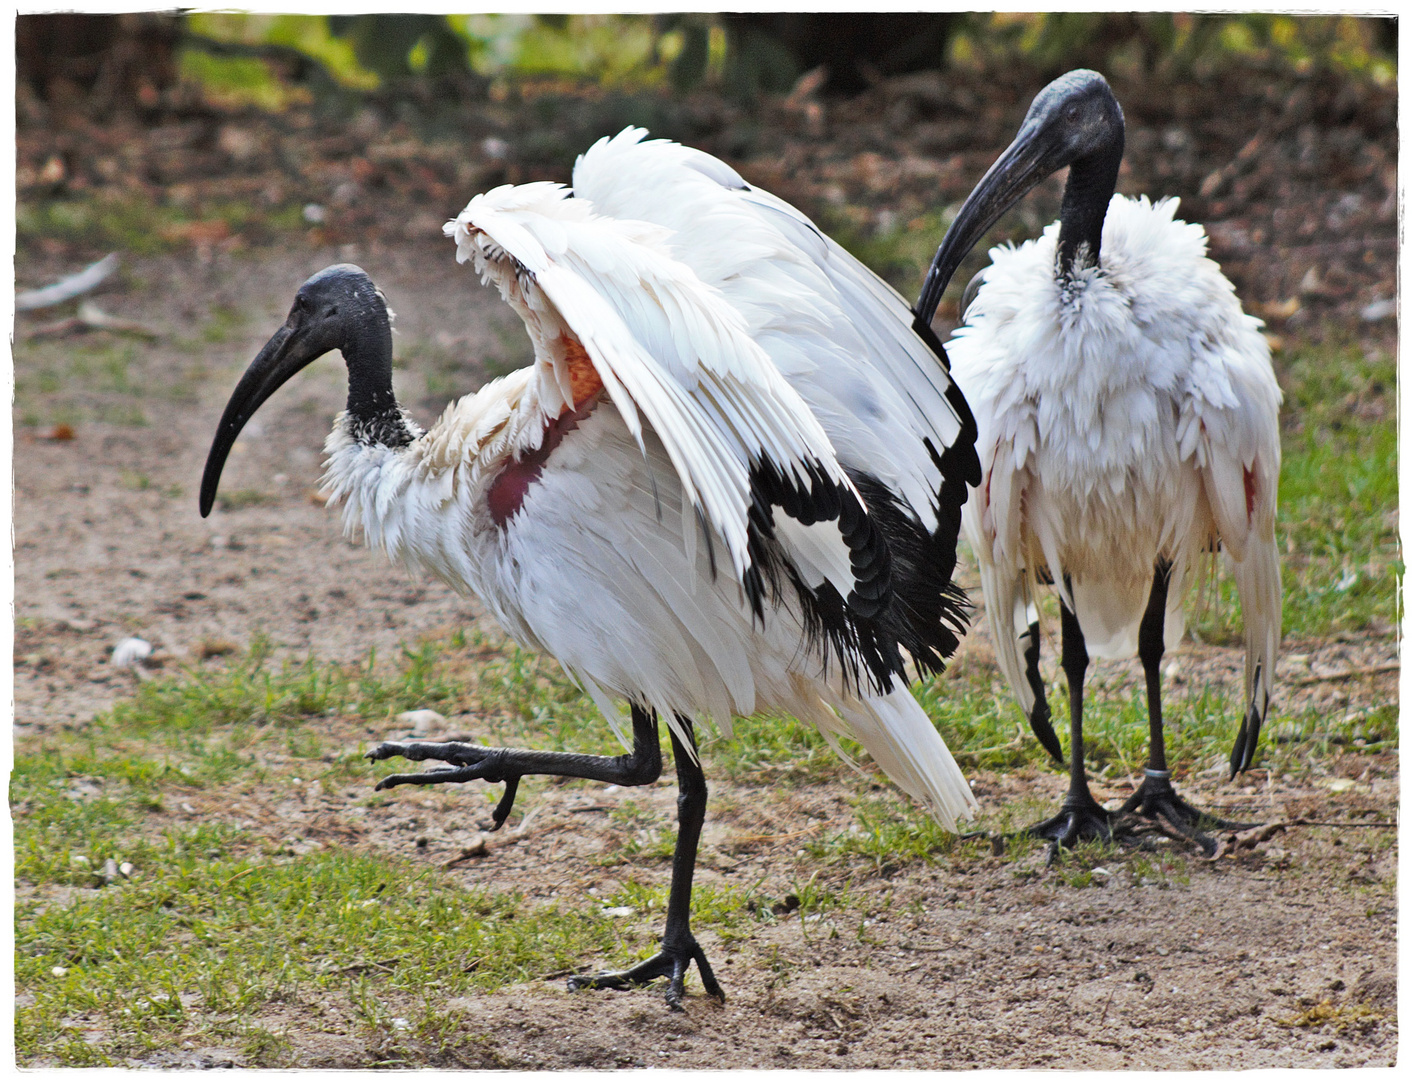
[914, 70, 1282, 856]
[201, 129, 983, 1007]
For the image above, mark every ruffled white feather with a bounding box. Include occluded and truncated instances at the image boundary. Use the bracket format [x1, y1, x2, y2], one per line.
[950, 194, 1281, 723]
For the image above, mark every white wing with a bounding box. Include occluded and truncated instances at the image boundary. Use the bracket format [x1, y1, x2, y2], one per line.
[572, 128, 978, 533]
[1180, 333, 1283, 725]
[960, 425, 1038, 715]
[446, 181, 848, 578]
[473, 405, 976, 826]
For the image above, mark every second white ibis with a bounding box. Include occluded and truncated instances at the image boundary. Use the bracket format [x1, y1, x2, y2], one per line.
[917, 70, 1282, 855]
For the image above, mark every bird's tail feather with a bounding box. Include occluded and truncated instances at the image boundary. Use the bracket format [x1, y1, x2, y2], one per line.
[1231, 535, 1282, 724]
[830, 688, 978, 832]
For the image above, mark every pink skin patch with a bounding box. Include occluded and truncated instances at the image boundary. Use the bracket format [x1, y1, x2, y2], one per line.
[487, 401, 597, 527]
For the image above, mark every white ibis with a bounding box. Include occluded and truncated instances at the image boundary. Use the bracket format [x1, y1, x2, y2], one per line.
[201, 128, 982, 1007]
[916, 70, 1282, 855]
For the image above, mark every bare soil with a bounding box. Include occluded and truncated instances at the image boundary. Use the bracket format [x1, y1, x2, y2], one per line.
[13, 65, 1397, 1069]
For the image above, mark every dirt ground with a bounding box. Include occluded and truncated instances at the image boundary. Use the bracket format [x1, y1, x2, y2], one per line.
[13, 64, 1398, 1069]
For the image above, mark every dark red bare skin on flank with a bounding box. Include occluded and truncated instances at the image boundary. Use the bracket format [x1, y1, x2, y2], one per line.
[487, 336, 604, 528]
[1243, 465, 1257, 520]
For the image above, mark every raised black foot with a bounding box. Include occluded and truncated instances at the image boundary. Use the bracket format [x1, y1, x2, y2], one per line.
[1027, 789, 1113, 863]
[1118, 769, 1256, 856]
[569, 939, 724, 1011]
[366, 740, 522, 829]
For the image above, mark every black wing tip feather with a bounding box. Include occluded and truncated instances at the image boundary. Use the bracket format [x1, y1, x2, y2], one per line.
[746, 460, 972, 698]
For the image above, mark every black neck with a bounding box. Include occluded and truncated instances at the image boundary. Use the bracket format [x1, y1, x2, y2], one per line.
[343, 316, 411, 448]
[1056, 139, 1122, 278]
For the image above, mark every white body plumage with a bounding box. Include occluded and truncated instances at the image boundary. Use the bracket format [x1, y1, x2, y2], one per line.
[321, 130, 978, 830]
[948, 194, 1282, 723]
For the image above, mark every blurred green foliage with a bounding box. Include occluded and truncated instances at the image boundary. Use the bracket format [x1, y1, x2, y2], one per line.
[176, 13, 1395, 112]
[950, 13, 1396, 86]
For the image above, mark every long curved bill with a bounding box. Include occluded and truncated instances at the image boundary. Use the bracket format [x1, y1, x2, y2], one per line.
[200, 320, 308, 517]
[914, 130, 1050, 329]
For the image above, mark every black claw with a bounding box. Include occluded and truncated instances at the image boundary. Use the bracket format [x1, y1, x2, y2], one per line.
[1118, 771, 1257, 855]
[693, 944, 725, 1002]
[488, 775, 520, 831]
[567, 942, 722, 1010]
[1026, 792, 1113, 854]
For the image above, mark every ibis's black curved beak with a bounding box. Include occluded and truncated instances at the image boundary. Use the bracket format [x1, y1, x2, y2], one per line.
[200, 317, 319, 517]
[914, 127, 1054, 327]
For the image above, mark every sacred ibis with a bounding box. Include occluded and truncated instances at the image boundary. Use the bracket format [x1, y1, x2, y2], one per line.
[916, 70, 1282, 855]
[201, 128, 982, 1007]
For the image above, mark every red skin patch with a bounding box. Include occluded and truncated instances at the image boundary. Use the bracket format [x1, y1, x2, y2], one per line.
[562, 336, 604, 407]
[487, 336, 603, 528]
[1243, 465, 1257, 521]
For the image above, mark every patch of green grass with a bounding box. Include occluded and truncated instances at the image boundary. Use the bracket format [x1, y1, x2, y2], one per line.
[706, 711, 846, 785]
[14, 842, 635, 1066]
[17, 192, 307, 257]
[14, 651, 768, 1067]
[107, 635, 462, 741]
[216, 488, 278, 511]
[1125, 849, 1192, 889]
[920, 647, 1395, 789]
[200, 303, 249, 345]
[11, 334, 199, 428]
[806, 792, 959, 869]
[15, 338, 142, 398]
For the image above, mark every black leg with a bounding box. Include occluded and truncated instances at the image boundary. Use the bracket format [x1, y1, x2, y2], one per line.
[1022, 616, 1063, 764]
[1026, 581, 1112, 858]
[367, 704, 661, 830]
[568, 716, 724, 1009]
[1120, 562, 1254, 853]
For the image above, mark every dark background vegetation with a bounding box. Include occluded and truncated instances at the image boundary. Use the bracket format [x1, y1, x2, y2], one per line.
[16, 12, 1396, 332]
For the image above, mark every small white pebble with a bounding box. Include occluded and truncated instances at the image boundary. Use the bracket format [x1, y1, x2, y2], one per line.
[390, 1017, 410, 1030]
[303, 203, 327, 224]
[398, 709, 444, 735]
[482, 137, 510, 160]
[602, 906, 633, 918]
[51, 966, 68, 978]
[111, 637, 152, 668]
